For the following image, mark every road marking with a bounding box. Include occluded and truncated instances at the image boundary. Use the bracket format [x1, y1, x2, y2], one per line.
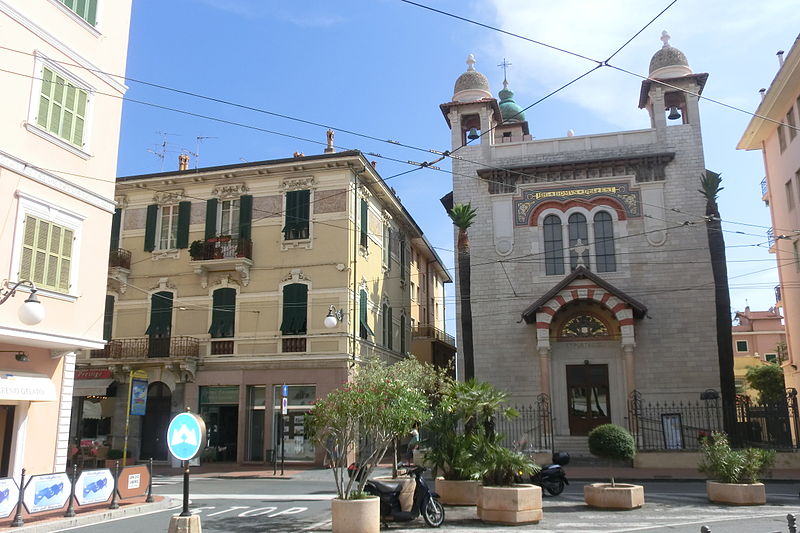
[238, 506, 277, 517]
[301, 519, 331, 531]
[161, 493, 335, 500]
[206, 505, 249, 517]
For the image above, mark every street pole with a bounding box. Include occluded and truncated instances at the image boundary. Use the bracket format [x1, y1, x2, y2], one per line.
[122, 370, 133, 463]
[180, 459, 191, 517]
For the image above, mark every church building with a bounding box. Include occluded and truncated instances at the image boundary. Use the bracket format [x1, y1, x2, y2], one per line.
[441, 34, 721, 447]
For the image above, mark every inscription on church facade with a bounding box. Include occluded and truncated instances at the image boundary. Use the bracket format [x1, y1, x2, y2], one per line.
[514, 181, 641, 226]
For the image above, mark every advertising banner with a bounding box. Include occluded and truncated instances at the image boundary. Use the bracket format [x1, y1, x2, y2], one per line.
[117, 465, 150, 499]
[0, 478, 19, 518]
[75, 469, 114, 506]
[23, 473, 70, 513]
[129, 373, 148, 416]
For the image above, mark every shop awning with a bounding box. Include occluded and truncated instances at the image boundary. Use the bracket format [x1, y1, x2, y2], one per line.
[72, 379, 113, 397]
[0, 372, 56, 402]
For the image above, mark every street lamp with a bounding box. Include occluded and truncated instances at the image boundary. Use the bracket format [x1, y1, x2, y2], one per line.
[1, 280, 45, 326]
[324, 305, 344, 329]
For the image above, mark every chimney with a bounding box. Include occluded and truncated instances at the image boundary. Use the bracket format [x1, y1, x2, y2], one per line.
[178, 154, 189, 171]
[324, 129, 336, 154]
[759, 88, 766, 101]
[777, 50, 785, 67]
[370, 160, 377, 168]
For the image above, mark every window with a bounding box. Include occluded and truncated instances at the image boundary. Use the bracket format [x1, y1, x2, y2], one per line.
[36, 66, 88, 148]
[787, 180, 796, 211]
[272, 385, 315, 461]
[543, 215, 564, 275]
[245, 386, 265, 462]
[794, 240, 800, 273]
[383, 223, 392, 269]
[204, 195, 252, 241]
[19, 215, 74, 292]
[109, 208, 122, 250]
[219, 199, 240, 237]
[735, 340, 748, 353]
[410, 282, 416, 301]
[400, 313, 407, 354]
[382, 304, 393, 349]
[283, 190, 310, 240]
[102, 294, 114, 341]
[146, 291, 173, 357]
[765, 353, 778, 363]
[787, 108, 797, 141]
[360, 198, 368, 248]
[280, 284, 307, 335]
[400, 236, 407, 282]
[209, 288, 236, 338]
[359, 289, 374, 339]
[594, 212, 616, 272]
[568, 213, 589, 270]
[59, 0, 98, 26]
[144, 201, 190, 251]
[778, 123, 787, 153]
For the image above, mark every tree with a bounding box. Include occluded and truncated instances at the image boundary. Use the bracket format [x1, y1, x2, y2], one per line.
[699, 171, 737, 439]
[448, 203, 477, 381]
[745, 364, 786, 404]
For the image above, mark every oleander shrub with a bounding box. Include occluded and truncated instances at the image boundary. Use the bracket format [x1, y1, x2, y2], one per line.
[699, 432, 775, 484]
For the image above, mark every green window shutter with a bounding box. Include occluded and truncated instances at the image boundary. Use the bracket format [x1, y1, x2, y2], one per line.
[176, 201, 191, 249]
[283, 191, 298, 234]
[298, 190, 310, 233]
[209, 288, 236, 338]
[280, 283, 307, 335]
[204, 198, 218, 239]
[146, 291, 173, 337]
[109, 208, 121, 250]
[387, 307, 393, 350]
[239, 195, 253, 240]
[400, 237, 406, 280]
[400, 315, 406, 354]
[359, 289, 374, 338]
[103, 294, 115, 341]
[86, 0, 97, 25]
[360, 199, 368, 247]
[144, 204, 158, 252]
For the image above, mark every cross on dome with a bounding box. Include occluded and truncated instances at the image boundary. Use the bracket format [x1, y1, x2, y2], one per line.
[466, 54, 476, 71]
[660, 30, 671, 48]
[498, 58, 512, 87]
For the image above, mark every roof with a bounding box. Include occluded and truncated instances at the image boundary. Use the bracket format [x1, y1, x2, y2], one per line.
[638, 73, 709, 109]
[521, 267, 648, 324]
[439, 98, 503, 128]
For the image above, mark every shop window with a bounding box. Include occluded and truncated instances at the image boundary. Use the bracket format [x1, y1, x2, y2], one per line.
[245, 386, 265, 462]
[272, 385, 315, 461]
[199, 385, 240, 462]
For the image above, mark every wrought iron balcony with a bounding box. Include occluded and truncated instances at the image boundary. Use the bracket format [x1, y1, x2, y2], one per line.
[775, 285, 782, 304]
[767, 228, 776, 251]
[189, 237, 252, 261]
[412, 324, 455, 347]
[761, 177, 768, 198]
[109, 248, 131, 270]
[90, 336, 200, 360]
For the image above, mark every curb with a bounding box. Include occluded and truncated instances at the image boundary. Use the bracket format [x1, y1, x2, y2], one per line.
[6, 497, 180, 532]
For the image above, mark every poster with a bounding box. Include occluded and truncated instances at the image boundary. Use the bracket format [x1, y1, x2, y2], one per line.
[75, 469, 114, 506]
[661, 413, 684, 450]
[130, 377, 148, 416]
[23, 473, 70, 513]
[0, 478, 19, 518]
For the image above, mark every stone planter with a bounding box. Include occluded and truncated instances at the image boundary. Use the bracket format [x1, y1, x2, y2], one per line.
[584, 483, 644, 510]
[477, 484, 542, 525]
[331, 497, 380, 533]
[436, 478, 480, 505]
[706, 481, 766, 505]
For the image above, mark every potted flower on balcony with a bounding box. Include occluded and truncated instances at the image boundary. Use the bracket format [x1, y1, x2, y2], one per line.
[699, 431, 775, 505]
[584, 424, 644, 509]
[475, 437, 542, 525]
[306, 357, 435, 533]
[189, 240, 206, 260]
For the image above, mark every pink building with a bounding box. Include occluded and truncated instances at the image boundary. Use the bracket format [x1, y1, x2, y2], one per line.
[732, 307, 786, 395]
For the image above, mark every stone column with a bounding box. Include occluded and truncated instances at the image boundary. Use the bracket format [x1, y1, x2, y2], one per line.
[538, 346, 552, 398]
[622, 343, 636, 395]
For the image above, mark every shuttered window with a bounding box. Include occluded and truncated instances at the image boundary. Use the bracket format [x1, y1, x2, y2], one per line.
[60, 0, 98, 26]
[37, 66, 88, 148]
[360, 199, 368, 248]
[400, 313, 406, 354]
[283, 190, 310, 240]
[383, 224, 391, 269]
[280, 284, 307, 335]
[19, 215, 73, 292]
[146, 291, 173, 337]
[109, 208, 121, 250]
[399, 236, 407, 281]
[103, 294, 115, 341]
[359, 289, 374, 339]
[158, 205, 179, 250]
[209, 288, 236, 338]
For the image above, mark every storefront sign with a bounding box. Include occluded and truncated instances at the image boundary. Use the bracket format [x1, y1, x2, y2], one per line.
[75, 369, 113, 380]
[117, 465, 150, 499]
[0, 373, 56, 402]
[129, 371, 148, 416]
[167, 412, 207, 461]
[23, 473, 70, 513]
[75, 469, 114, 506]
[0, 478, 19, 518]
[199, 385, 239, 405]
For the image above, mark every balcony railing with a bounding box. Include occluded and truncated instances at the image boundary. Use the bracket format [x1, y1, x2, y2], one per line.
[767, 228, 776, 249]
[282, 337, 307, 353]
[90, 336, 200, 359]
[109, 248, 131, 270]
[210, 339, 235, 355]
[189, 237, 253, 261]
[412, 324, 455, 347]
[761, 177, 768, 197]
[776, 285, 782, 303]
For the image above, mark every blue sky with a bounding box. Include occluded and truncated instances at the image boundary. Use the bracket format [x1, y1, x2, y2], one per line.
[117, 0, 799, 335]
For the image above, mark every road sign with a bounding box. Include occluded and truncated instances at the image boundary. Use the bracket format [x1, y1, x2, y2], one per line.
[23, 472, 70, 513]
[167, 412, 207, 461]
[282, 384, 288, 397]
[0, 478, 19, 518]
[117, 465, 150, 499]
[75, 469, 114, 506]
[281, 397, 288, 415]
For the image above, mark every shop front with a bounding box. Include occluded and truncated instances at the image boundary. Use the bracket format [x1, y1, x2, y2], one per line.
[199, 385, 239, 462]
[271, 384, 315, 463]
[69, 369, 115, 464]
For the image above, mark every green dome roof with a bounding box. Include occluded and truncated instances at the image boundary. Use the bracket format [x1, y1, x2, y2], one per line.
[498, 82, 525, 123]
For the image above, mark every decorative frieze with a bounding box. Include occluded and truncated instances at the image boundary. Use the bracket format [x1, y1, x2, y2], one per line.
[212, 183, 248, 199]
[282, 176, 314, 191]
[152, 190, 185, 204]
[514, 181, 642, 226]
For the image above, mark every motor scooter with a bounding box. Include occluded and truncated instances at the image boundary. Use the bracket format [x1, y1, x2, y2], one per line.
[530, 451, 570, 496]
[361, 465, 445, 528]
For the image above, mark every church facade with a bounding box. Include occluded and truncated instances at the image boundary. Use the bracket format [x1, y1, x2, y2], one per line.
[441, 35, 721, 443]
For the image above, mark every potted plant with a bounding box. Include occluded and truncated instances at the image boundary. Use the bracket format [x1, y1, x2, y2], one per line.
[699, 432, 775, 505]
[475, 438, 542, 525]
[584, 424, 644, 509]
[306, 357, 434, 533]
[189, 240, 206, 260]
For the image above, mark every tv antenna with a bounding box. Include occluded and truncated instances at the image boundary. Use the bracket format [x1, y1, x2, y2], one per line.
[147, 131, 180, 171]
[193, 136, 217, 169]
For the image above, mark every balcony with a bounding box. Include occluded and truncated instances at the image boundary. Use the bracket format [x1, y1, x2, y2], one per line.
[282, 337, 307, 353]
[210, 339, 235, 355]
[190, 237, 253, 288]
[767, 228, 776, 252]
[107, 248, 131, 292]
[90, 336, 200, 360]
[761, 177, 768, 204]
[775, 285, 782, 307]
[412, 324, 455, 347]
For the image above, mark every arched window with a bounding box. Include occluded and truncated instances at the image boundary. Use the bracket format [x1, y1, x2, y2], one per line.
[593, 212, 616, 272]
[543, 215, 564, 275]
[568, 213, 589, 270]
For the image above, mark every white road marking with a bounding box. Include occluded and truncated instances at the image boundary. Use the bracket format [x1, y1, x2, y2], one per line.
[300, 519, 331, 531]
[161, 493, 335, 500]
[206, 505, 250, 517]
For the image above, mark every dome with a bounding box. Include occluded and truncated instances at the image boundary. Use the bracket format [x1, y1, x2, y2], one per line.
[648, 31, 693, 78]
[453, 54, 492, 102]
[498, 81, 525, 123]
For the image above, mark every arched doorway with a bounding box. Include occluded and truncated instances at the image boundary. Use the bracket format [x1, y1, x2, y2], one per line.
[140, 382, 171, 460]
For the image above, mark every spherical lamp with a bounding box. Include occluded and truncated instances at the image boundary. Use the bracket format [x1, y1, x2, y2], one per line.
[18, 292, 45, 326]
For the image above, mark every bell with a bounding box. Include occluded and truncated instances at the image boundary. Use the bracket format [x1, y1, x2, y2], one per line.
[467, 127, 480, 140]
[667, 106, 681, 120]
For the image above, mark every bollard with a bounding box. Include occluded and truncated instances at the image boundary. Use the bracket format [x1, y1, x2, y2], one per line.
[64, 464, 78, 517]
[109, 461, 120, 509]
[145, 457, 154, 503]
[700, 527, 711, 533]
[789, 513, 797, 533]
[10, 468, 25, 527]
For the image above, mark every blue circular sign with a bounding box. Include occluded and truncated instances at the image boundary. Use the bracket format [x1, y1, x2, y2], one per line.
[167, 412, 207, 461]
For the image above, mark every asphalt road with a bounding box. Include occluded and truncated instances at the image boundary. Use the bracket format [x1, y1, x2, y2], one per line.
[62, 474, 800, 533]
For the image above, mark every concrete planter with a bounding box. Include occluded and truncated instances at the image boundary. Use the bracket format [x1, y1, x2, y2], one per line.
[477, 484, 543, 525]
[331, 497, 380, 533]
[584, 483, 644, 510]
[436, 478, 480, 505]
[706, 481, 766, 505]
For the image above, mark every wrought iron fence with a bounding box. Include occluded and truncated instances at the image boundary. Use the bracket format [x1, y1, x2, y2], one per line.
[90, 336, 200, 359]
[108, 248, 131, 270]
[628, 389, 800, 451]
[495, 394, 554, 452]
[190, 237, 253, 260]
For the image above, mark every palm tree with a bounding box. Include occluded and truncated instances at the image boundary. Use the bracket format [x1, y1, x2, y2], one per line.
[449, 203, 477, 381]
[699, 171, 737, 441]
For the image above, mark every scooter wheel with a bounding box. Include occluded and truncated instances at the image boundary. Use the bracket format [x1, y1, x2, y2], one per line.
[545, 478, 565, 496]
[422, 498, 445, 527]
